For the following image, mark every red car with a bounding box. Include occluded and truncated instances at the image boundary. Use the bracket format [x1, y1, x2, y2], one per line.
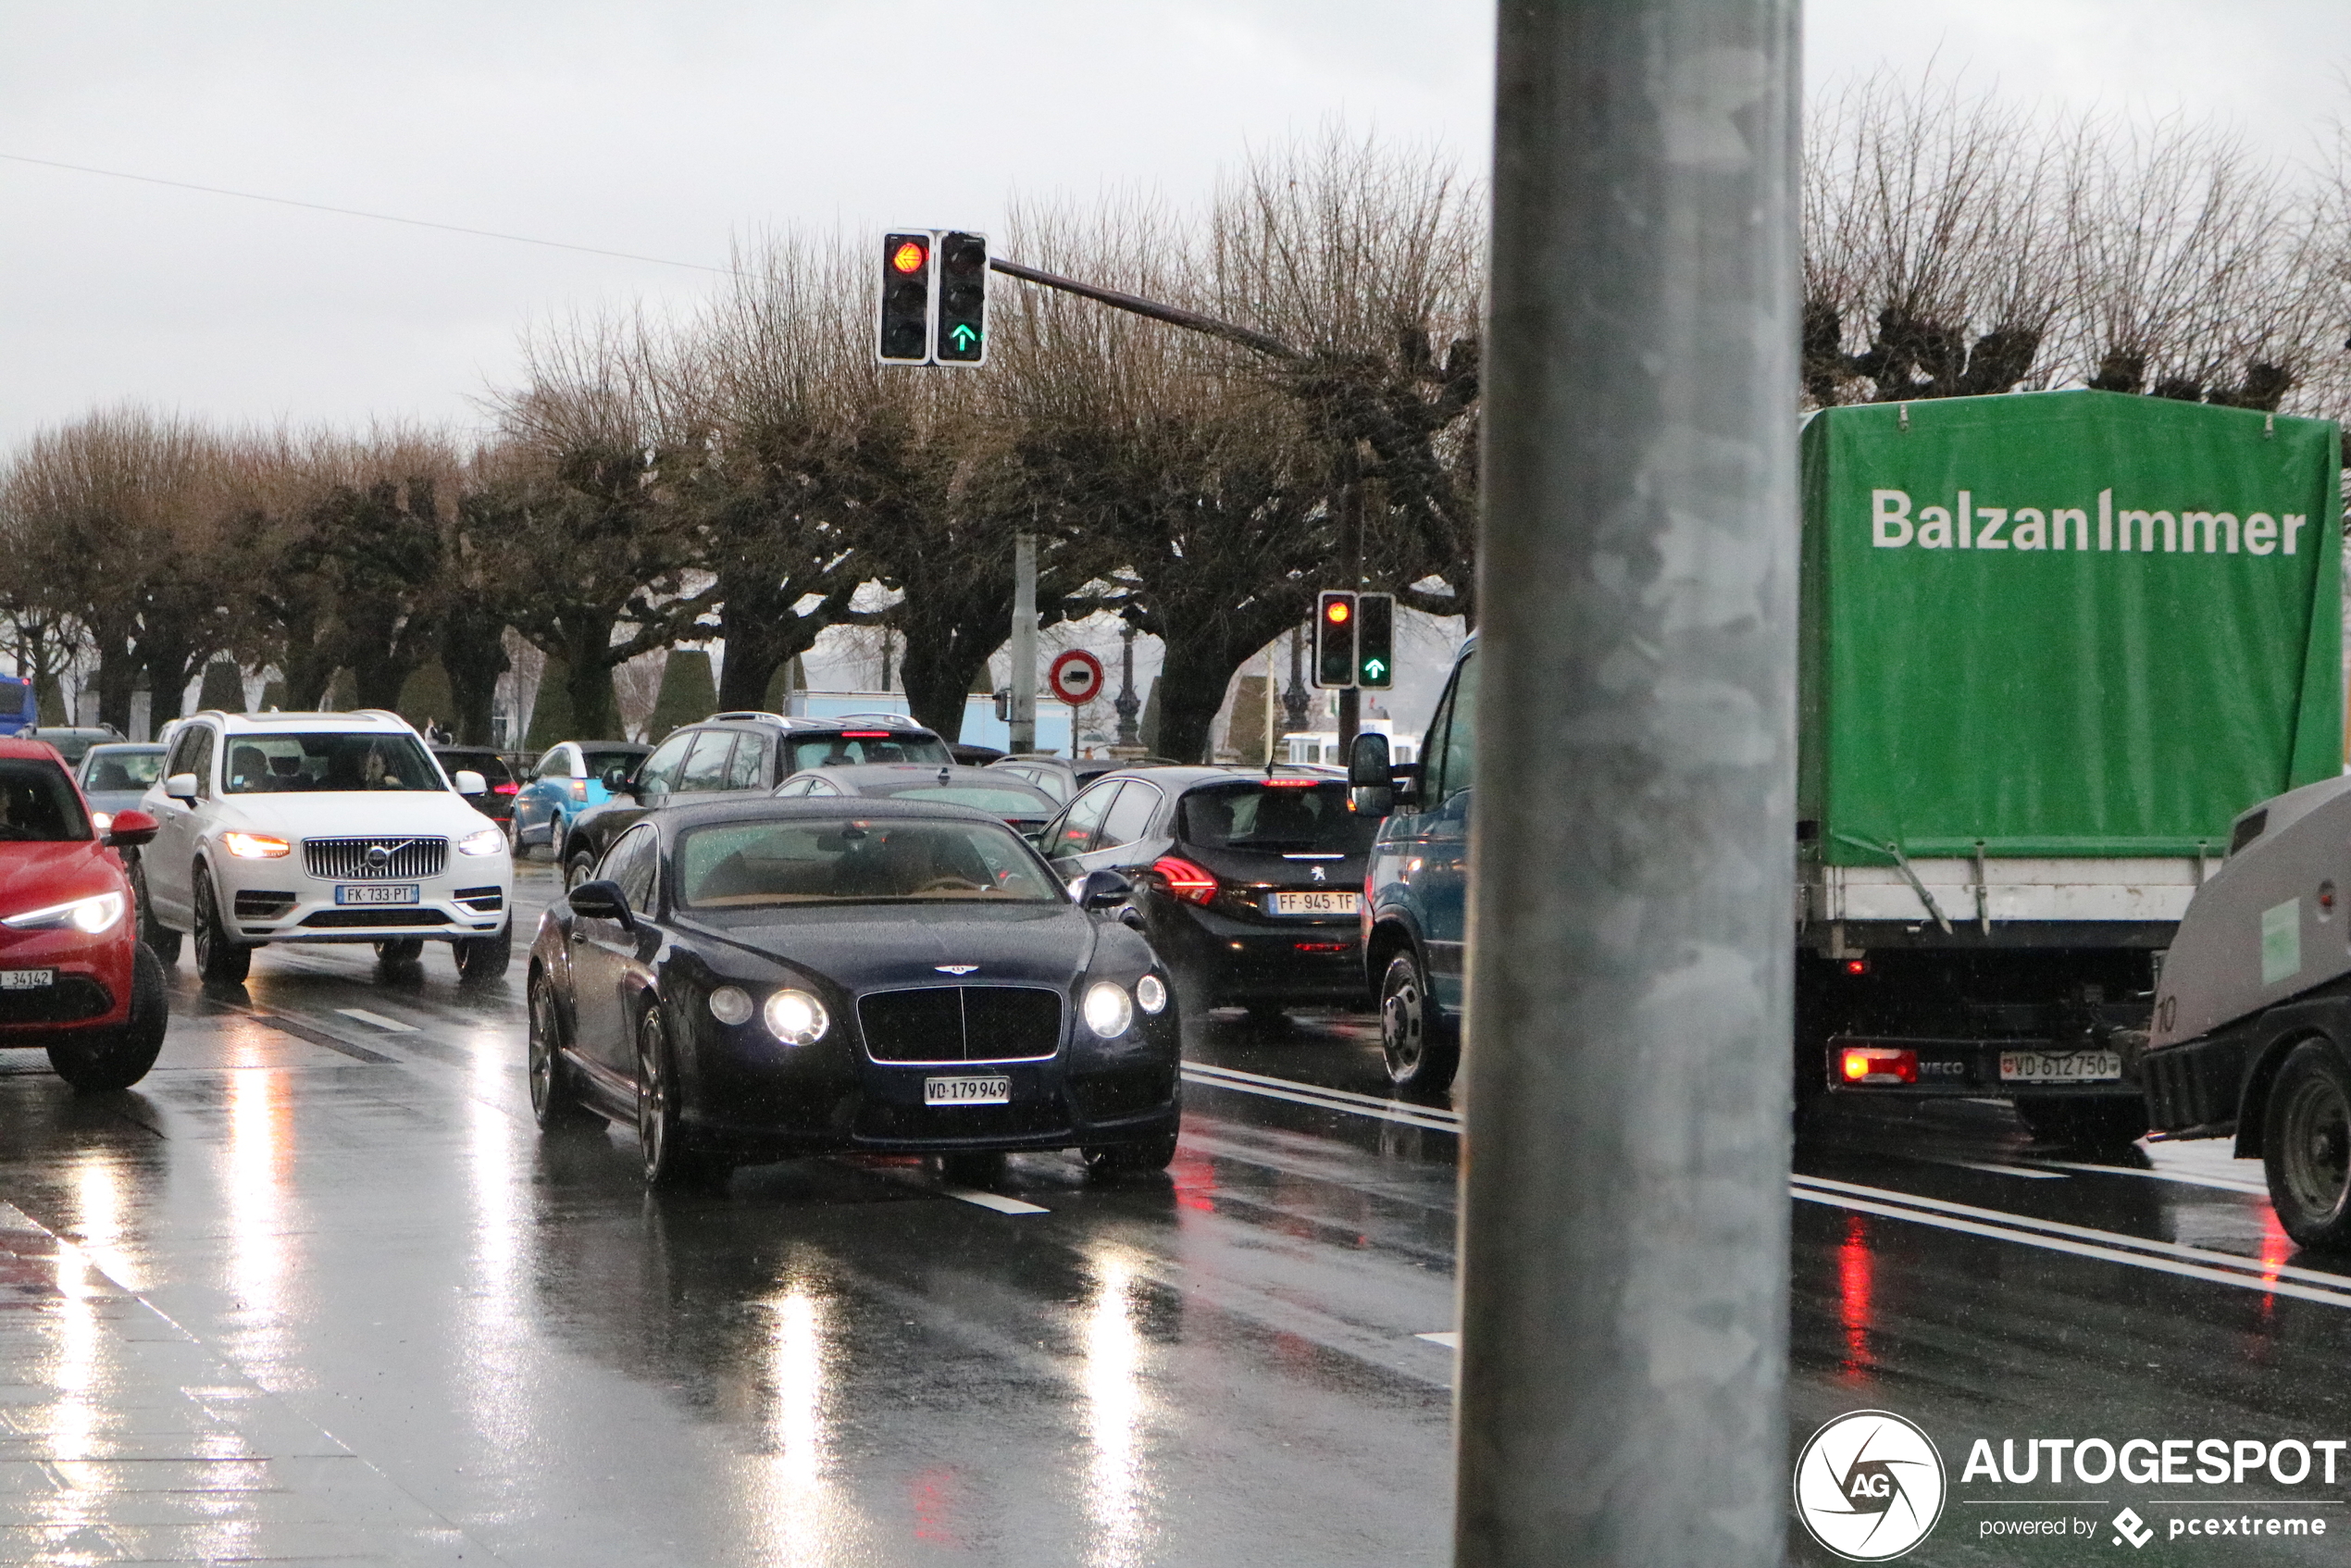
[0, 736, 168, 1089]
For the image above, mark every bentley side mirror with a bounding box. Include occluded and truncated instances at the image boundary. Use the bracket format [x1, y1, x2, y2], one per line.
[106, 808, 159, 849]
[164, 772, 199, 802]
[1079, 868, 1136, 911]
[452, 769, 488, 797]
[568, 878, 634, 930]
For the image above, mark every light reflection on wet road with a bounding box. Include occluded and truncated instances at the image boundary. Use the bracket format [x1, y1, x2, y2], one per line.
[2, 860, 2348, 1564]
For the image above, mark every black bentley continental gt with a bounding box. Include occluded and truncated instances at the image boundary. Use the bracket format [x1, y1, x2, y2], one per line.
[526, 796, 1181, 1187]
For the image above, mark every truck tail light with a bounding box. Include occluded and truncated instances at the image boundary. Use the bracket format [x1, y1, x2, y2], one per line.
[1151, 856, 1218, 905]
[1839, 1047, 1917, 1086]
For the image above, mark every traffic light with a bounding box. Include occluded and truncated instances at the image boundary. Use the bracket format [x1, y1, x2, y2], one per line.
[877, 231, 933, 364]
[1355, 591, 1394, 689]
[1313, 591, 1358, 689]
[935, 230, 988, 366]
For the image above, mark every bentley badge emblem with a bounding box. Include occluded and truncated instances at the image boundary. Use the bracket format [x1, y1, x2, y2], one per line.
[935, 964, 978, 976]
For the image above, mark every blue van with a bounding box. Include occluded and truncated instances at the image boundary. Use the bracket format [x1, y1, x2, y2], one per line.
[1353, 632, 1476, 1092]
[0, 676, 34, 737]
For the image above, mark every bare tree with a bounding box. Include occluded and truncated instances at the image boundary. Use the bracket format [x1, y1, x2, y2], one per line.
[1803, 71, 2066, 405]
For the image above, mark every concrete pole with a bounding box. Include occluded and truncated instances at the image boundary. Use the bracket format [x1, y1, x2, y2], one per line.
[1456, 5, 1798, 1568]
[1009, 531, 1038, 753]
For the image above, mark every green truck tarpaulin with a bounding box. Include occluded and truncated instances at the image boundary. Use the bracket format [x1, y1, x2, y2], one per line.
[1800, 389, 2343, 864]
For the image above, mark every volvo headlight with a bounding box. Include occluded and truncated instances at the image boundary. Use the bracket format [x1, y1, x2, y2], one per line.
[707, 985, 754, 1027]
[1135, 974, 1168, 1015]
[1083, 980, 1134, 1038]
[4, 891, 125, 935]
[764, 989, 830, 1046]
[456, 827, 506, 857]
[222, 831, 291, 859]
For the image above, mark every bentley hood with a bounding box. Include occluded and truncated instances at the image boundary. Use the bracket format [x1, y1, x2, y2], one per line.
[682, 902, 1104, 992]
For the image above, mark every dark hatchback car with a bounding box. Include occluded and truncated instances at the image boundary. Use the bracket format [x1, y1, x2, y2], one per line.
[776, 764, 1061, 838]
[527, 797, 1180, 1187]
[557, 712, 952, 888]
[431, 745, 520, 830]
[1038, 767, 1377, 1019]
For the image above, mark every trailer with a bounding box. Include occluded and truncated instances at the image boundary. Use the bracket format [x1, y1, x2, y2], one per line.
[1797, 390, 2342, 1143]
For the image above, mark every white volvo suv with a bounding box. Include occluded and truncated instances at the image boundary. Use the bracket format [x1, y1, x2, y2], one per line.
[136, 710, 514, 985]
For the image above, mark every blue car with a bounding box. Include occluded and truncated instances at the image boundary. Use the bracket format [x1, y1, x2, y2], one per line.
[1356, 632, 1476, 1093]
[511, 740, 651, 856]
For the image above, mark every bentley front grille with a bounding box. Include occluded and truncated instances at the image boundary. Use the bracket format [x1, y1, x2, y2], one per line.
[858, 985, 1064, 1064]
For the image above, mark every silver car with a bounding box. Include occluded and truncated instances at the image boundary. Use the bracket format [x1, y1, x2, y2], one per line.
[75, 742, 167, 830]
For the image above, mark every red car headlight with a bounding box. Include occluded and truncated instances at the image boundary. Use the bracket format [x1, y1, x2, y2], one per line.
[3, 891, 126, 935]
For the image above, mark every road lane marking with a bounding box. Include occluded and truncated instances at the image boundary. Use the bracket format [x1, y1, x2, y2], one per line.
[1929, 1159, 2068, 1179]
[939, 1187, 1048, 1215]
[2029, 1159, 2270, 1196]
[1181, 1063, 1461, 1133]
[1415, 1331, 1460, 1349]
[1795, 1186, 2351, 1309]
[336, 1008, 417, 1033]
[1794, 1174, 2351, 1306]
[1171, 1064, 2326, 1303]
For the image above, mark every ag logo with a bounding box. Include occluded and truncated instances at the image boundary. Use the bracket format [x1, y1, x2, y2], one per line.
[1793, 1410, 1946, 1561]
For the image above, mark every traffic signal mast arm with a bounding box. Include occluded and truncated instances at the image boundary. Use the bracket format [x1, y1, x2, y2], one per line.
[986, 255, 1300, 362]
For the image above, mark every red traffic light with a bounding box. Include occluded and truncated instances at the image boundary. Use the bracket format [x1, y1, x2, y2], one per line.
[1325, 599, 1351, 625]
[891, 240, 927, 274]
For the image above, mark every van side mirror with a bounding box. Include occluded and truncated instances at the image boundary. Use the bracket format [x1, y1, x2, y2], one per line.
[165, 772, 199, 802]
[1349, 732, 1398, 816]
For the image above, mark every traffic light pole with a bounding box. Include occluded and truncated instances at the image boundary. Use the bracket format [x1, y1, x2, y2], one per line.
[1008, 532, 1038, 753]
[1457, 5, 1797, 1568]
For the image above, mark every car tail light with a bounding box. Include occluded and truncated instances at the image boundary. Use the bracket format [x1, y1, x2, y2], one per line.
[1842, 958, 1869, 976]
[493, 782, 518, 796]
[1838, 1047, 1917, 1086]
[569, 779, 589, 803]
[841, 730, 890, 739]
[1294, 941, 1349, 953]
[1151, 855, 1218, 905]
[1261, 777, 1319, 787]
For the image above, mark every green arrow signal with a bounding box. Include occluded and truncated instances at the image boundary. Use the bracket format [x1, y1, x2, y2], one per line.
[1361, 656, 1387, 680]
[948, 323, 978, 351]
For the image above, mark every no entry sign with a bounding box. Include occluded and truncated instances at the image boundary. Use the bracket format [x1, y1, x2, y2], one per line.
[1048, 649, 1105, 706]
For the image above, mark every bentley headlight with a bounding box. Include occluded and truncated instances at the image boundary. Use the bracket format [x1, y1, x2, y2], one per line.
[1135, 974, 1168, 1015]
[1083, 980, 1134, 1039]
[707, 985, 754, 1027]
[456, 827, 506, 857]
[765, 988, 830, 1046]
[4, 891, 125, 935]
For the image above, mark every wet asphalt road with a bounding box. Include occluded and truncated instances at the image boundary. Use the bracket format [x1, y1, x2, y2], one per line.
[3, 862, 2350, 1565]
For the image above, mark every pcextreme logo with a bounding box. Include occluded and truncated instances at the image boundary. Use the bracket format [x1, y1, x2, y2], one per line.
[1794, 1410, 1947, 1562]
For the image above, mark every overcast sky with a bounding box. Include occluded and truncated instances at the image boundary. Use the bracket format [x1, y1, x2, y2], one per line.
[1, 1, 2345, 454]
